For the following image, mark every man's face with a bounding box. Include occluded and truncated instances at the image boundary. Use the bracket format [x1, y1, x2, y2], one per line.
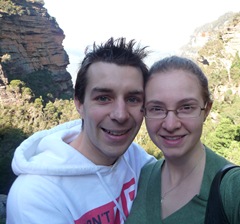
[75, 62, 144, 165]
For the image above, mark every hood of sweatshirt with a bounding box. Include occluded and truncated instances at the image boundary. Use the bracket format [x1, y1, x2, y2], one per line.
[10, 119, 156, 222]
[12, 119, 125, 176]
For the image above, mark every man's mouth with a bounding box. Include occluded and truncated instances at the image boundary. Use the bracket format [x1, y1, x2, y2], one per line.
[102, 128, 129, 136]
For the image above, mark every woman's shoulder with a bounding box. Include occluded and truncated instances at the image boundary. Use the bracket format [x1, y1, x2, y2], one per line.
[220, 165, 240, 223]
[221, 165, 240, 186]
[140, 159, 164, 176]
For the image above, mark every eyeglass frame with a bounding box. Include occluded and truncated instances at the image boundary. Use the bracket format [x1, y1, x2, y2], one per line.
[144, 103, 207, 119]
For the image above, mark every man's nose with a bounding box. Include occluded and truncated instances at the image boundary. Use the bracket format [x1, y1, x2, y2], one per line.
[109, 100, 129, 122]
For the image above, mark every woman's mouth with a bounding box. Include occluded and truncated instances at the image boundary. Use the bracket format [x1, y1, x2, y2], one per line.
[163, 135, 184, 140]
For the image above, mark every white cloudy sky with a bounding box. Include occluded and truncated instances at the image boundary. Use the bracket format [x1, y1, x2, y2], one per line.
[43, 0, 240, 81]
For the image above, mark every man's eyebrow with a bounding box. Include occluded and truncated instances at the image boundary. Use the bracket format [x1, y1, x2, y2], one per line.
[92, 88, 143, 95]
[92, 87, 113, 93]
[128, 90, 144, 95]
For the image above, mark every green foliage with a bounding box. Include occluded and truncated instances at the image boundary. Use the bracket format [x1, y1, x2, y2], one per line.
[31, 0, 44, 5]
[0, 126, 27, 194]
[134, 122, 163, 159]
[205, 65, 228, 90]
[0, 97, 79, 194]
[227, 141, 240, 164]
[203, 116, 240, 164]
[212, 96, 240, 124]
[6, 70, 73, 103]
[199, 39, 224, 58]
[0, 98, 78, 136]
[213, 118, 236, 147]
[230, 52, 240, 81]
[0, 0, 44, 16]
[8, 80, 26, 93]
[22, 87, 34, 101]
[34, 97, 43, 108]
[0, 0, 24, 15]
[16, 70, 72, 102]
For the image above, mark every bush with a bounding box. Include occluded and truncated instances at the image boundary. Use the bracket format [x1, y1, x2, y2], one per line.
[0, 127, 28, 194]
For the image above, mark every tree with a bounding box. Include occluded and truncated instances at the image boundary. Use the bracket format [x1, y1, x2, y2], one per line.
[230, 52, 240, 82]
[205, 117, 239, 162]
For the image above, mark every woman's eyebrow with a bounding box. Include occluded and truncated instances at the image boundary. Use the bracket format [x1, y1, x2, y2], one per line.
[178, 98, 199, 104]
[145, 98, 199, 106]
[145, 100, 164, 106]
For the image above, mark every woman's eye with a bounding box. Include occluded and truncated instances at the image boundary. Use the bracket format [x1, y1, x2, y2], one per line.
[149, 107, 165, 112]
[179, 105, 196, 112]
[182, 105, 192, 110]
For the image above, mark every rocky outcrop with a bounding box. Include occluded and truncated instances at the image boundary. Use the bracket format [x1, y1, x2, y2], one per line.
[0, 0, 73, 100]
[222, 14, 240, 56]
[181, 12, 240, 61]
[180, 12, 240, 100]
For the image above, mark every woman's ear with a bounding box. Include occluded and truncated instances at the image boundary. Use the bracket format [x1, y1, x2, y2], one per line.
[204, 101, 213, 121]
[74, 97, 84, 118]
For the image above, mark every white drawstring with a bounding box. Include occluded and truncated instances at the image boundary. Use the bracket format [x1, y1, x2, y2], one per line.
[96, 171, 127, 221]
[122, 156, 138, 198]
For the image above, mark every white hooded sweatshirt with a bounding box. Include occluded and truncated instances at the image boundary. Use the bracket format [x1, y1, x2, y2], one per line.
[6, 119, 156, 224]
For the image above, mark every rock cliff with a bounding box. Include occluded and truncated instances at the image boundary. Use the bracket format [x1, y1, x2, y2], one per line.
[0, 0, 73, 101]
[181, 12, 240, 66]
[180, 12, 240, 99]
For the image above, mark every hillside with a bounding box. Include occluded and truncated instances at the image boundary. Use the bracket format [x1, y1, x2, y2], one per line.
[180, 12, 240, 118]
[0, 0, 73, 103]
[178, 12, 240, 167]
[181, 12, 240, 61]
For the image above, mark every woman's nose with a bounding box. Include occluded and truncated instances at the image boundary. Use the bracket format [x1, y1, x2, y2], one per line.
[162, 111, 181, 131]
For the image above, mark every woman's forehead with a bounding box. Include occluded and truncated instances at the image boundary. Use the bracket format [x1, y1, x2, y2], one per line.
[145, 70, 203, 104]
[147, 70, 200, 87]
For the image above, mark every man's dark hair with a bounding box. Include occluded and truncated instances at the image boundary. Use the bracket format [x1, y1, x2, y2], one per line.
[74, 37, 149, 103]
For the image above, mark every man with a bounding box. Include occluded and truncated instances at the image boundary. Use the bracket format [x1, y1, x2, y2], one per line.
[7, 37, 156, 224]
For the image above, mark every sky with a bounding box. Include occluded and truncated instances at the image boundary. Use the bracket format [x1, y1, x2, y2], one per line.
[43, 0, 240, 82]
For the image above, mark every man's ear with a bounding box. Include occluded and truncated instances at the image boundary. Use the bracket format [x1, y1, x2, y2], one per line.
[74, 97, 84, 118]
[204, 101, 213, 121]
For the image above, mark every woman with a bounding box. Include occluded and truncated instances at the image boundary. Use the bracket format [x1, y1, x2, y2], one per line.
[126, 56, 240, 223]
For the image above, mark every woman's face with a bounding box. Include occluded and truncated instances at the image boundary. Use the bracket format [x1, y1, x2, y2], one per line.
[145, 69, 211, 159]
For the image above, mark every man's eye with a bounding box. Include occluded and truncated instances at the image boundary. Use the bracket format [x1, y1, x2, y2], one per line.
[96, 96, 110, 102]
[128, 97, 142, 103]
